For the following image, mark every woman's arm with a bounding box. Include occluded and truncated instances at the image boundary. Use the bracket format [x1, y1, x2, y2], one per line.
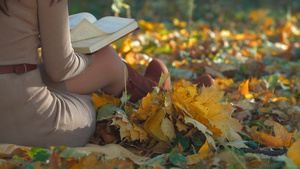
[37, 0, 93, 82]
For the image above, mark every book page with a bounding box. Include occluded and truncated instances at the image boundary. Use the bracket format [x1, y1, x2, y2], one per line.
[93, 16, 135, 33]
[71, 18, 108, 42]
[72, 21, 139, 53]
[69, 12, 97, 30]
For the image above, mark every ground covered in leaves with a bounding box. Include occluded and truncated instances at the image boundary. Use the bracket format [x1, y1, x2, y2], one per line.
[1, 7, 300, 169]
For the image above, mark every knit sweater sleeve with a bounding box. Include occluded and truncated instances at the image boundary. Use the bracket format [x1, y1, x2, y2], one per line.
[37, 0, 93, 82]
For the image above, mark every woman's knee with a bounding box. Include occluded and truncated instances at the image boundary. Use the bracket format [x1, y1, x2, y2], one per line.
[93, 46, 119, 62]
[93, 46, 125, 74]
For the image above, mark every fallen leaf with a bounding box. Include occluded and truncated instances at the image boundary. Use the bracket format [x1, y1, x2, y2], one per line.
[250, 122, 297, 147]
[161, 117, 176, 141]
[273, 122, 297, 147]
[0, 144, 31, 160]
[238, 79, 250, 96]
[70, 153, 98, 169]
[111, 113, 148, 141]
[75, 144, 149, 163]
[98, 158, 134, 169]
[186, 154, 204, 165]
[49, 153, 62, 169]
[144, 108, 168, 141]
[92, 93, 120, 110]
[198, 140, 213, 156]
[175, 119, 188, 132]
[184, 116, 215, 147]
[287, 139, 300, 166]
[131, 93, 157, 121]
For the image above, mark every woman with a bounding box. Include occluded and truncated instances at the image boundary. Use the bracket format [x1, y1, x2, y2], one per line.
[0, 0, 214, 148]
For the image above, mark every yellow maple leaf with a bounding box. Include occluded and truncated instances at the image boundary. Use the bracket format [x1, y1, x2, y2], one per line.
[172, 80, 200, 118]
[144, 108, 169, 141]
[171, 80, 242, 143]
[287, 139, 300, 166]
[250, 122, 297, 147]
[207, 104, 243, 140]
[92, 93, 120, 110]
[131, 93, 153, 121]
[131, 89, 164, 121]
[195, 85, 224, 104]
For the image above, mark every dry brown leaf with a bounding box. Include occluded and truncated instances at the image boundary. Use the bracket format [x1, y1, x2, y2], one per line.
[0, 144, 31, 159]
[111, 113, 148, 141]
[161, 117, 176, 141]
[150, 141, 172, 154]
[175, 119, 188, 132]
[186, 154, 204, 165]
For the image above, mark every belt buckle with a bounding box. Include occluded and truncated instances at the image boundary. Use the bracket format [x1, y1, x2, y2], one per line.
[14, 64, 27, 74]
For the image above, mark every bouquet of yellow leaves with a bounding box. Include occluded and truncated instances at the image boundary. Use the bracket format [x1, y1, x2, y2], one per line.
[91, 78, 243, 151]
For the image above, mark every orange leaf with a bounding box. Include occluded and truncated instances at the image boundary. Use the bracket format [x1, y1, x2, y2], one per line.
[271, 97, 289, 102]
[250, 122, 296, 147]
[273, 122, 296, 147]
[70, 153, 99, 169]
[238, 79, 249, 96]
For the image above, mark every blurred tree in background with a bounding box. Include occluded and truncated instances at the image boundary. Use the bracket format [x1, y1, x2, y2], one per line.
[69, 0, 300, 22]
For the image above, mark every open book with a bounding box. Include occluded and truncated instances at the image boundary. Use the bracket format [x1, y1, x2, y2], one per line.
[69, 12, 139, 53]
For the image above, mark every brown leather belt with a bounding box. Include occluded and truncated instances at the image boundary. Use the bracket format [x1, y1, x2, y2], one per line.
[0, 64, 37, 74]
